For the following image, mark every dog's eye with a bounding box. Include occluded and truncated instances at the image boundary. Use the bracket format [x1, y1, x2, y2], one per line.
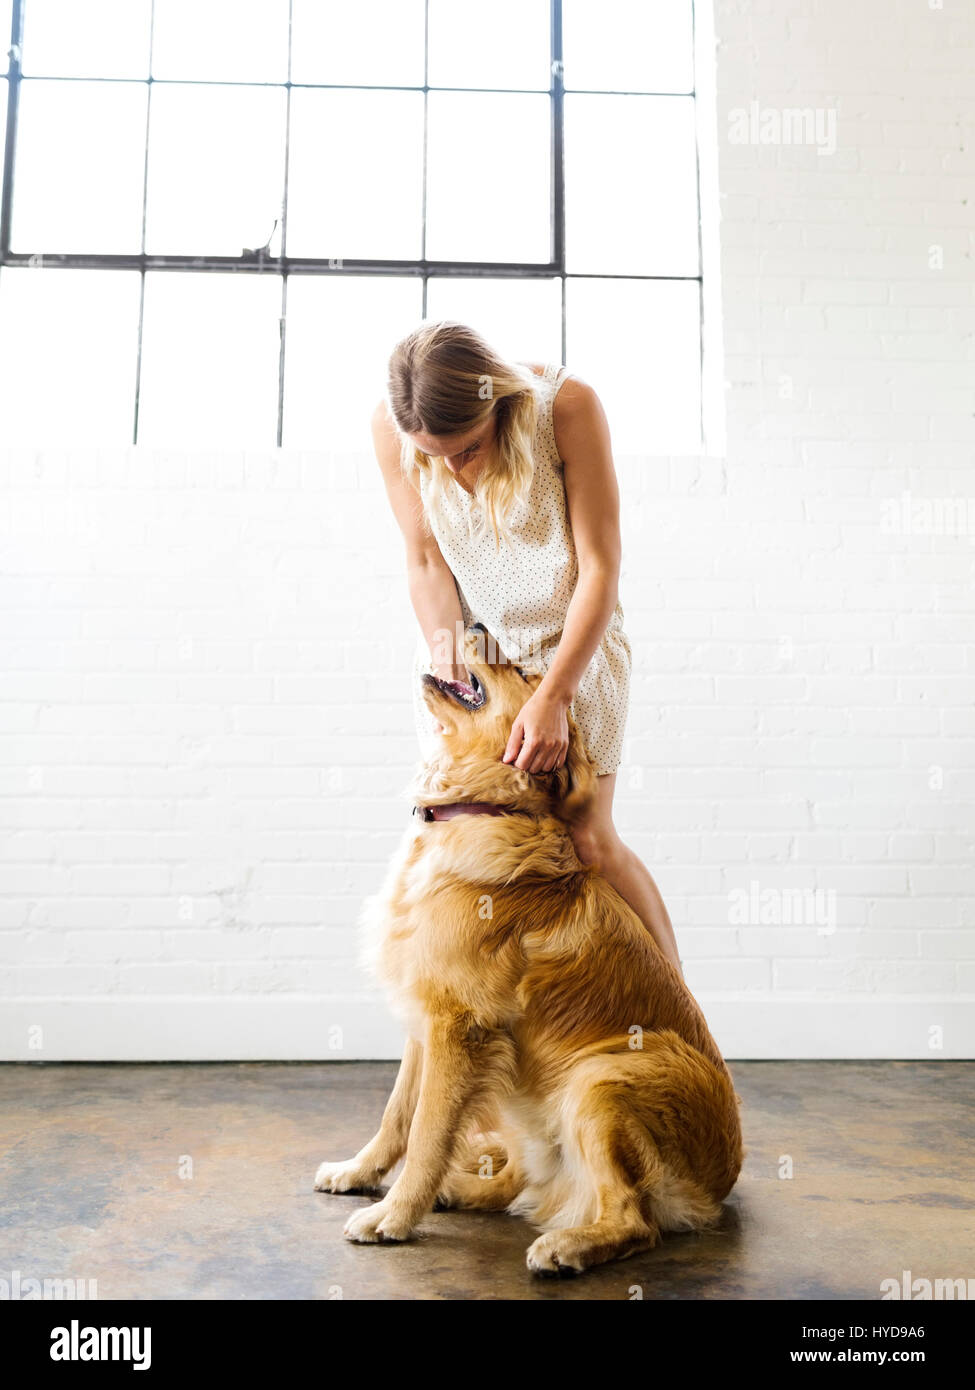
[514, 666, 527, 680]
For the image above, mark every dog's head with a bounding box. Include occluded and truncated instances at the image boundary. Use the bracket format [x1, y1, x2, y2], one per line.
[416, 624, 597, 822]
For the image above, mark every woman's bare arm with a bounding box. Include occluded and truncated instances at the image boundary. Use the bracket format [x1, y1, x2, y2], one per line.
[540, 375, 622, 702]
[371, 399, 467, 680]
[503, 376, 622, 772]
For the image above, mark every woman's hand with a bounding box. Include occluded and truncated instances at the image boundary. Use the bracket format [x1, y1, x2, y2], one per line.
[502, 687, 570, 773]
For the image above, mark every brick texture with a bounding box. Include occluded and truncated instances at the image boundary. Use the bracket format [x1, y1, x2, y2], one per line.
[1, 0, 973, 1057]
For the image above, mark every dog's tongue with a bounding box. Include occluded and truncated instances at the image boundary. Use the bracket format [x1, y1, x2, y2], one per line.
[447, 680, 477, 700]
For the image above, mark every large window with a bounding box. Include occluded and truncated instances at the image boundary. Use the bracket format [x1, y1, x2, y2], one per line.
[0, 0, 719, 453]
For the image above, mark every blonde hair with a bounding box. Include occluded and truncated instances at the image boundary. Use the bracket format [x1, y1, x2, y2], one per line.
[386, 320, 542, 547]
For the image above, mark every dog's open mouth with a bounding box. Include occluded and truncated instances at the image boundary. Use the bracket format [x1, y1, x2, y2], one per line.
[422, 671, 486, 711]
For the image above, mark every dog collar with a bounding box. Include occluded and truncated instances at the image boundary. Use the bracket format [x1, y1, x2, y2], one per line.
[413, 802, 510, 822]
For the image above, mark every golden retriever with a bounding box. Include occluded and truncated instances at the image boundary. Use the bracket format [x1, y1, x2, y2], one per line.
[315, 624, 743, 1275]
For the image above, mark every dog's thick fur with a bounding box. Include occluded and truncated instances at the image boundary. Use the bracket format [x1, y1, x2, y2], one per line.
[315, 626, 743, 1274]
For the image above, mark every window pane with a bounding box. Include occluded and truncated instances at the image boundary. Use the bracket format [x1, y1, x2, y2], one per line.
[565, 94, 699, 276]
[1, 1, 14, 61]
[150, 0, 289, 83]
[287, 89, 424, 260]
[427, 0, 550, 90]
[0, 269, 140, 445]
[11, 80, 147, 252]
[21, 0, 151, 79]
[137, 273, 282, 447]
[282, 276, 422, 450]
[565, 278, 701, 453]
[425, 93, 550, 263]
[290, 0, 425, 87]
[425, 278, 562, 366]
[145, 84, 286, 256]
[563, 0, 694, 93]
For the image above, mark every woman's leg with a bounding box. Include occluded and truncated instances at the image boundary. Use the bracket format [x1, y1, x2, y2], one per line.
[568, 773, 683, 976]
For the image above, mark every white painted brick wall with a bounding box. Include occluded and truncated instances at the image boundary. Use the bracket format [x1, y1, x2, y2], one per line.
[1, 0, 973, 1059]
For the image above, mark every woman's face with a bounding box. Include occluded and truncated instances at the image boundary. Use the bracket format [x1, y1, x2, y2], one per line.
[411, 406, 498, 478]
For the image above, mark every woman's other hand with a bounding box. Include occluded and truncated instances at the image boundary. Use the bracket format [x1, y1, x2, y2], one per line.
[502, 688, 570, 773]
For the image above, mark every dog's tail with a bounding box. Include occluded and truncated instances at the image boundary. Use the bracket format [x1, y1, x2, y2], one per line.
[451, 1130, 509, 1177]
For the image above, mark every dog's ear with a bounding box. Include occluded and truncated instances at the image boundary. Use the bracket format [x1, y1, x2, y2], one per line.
[551, 723, 598, 821]
[513, 663, 544, 690]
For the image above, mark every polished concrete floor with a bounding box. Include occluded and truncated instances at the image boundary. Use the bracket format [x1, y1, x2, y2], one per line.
[1, 1061, 972, 1301]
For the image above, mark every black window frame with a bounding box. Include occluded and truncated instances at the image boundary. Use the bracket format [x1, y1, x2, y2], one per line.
[0, 0, 706, 447]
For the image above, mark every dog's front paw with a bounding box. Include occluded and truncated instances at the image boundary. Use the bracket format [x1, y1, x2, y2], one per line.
[343, 1200, 415, 1244]
[314, 1159, 384, 1194]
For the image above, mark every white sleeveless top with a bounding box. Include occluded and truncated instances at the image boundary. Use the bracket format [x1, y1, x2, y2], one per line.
[411, 361, 632, 776]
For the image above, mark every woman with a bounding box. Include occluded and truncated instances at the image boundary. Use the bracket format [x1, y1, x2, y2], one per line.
[371, 319, 681, 974]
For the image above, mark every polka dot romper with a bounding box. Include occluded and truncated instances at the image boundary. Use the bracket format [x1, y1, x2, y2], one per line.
[411, 361, 632, 777]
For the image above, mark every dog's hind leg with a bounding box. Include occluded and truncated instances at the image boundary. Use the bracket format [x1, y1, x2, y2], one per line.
[525, 1044, 737, 1276]
[525, 1068, 662, 1275]
[314, 1037, 422, 1194]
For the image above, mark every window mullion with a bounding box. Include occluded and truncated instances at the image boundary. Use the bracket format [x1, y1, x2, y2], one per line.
[421, 0, 429, 317]
[0, 0, 25, 259]
[550, 0, 565, 273]
[551, 0, 567, 361]
[277, 0, 295, 447]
